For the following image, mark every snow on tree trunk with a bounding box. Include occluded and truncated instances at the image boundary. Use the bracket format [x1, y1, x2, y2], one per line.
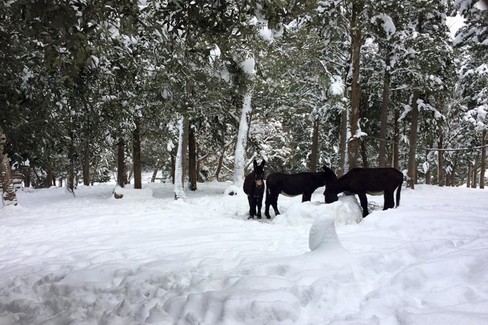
[348, 1, 362, 170]
[480, 130, 486, 189]
[133, 119, 142, 189]
[1, 130, 17, 206]
[174, 116, 186, 200]
[407, 90, 420, 189]
[233, 90, 253, 186]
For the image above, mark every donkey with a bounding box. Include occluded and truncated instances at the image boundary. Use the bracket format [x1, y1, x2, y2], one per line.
[243, 159, 266, 219]
[264, 166, 337, 219]
[324, 167, 404, 217]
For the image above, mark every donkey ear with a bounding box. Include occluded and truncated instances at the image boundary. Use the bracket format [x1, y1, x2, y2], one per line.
[253, 160, 258, 168]
[260, 159, 266, 167]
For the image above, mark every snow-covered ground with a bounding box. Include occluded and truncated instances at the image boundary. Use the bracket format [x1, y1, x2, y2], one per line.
[1, 181, 488, 325]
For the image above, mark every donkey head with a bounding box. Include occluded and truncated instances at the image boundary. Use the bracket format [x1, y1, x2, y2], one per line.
[253, 159, 266, 186]
[322, 166, 338, 203]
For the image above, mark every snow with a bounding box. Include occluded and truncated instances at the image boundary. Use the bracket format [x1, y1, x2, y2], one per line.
[371, 14, 396, 40]
[240, 57, 256, 76]
[446, 14, 465, 38]
[329, 75, 345, 97]
[1, 182, 488, 324]
[232, 91, 253, 185]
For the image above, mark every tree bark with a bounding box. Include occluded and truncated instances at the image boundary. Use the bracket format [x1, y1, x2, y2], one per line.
[215, 146, 225, 181]
[472, 156, 478, 188]
[360, 139, 369, 168]
[1, 153, 17, 205]
[22, 165, 31, 188]
[450, 152, 458, 187]
[133, 119, 142, 189]
[151, 159, 160, 183]
[407, 90, 420, 189]
[117, 139, 125, 188]
[467, 164, 472, 188]
[82, 142, 90, 186]
[339, 108, 348, 177]
[233, 90, 252, 185]
[480, 130, 486, 189]
[66, 134, 76, 195]
[189, 123, 197, 191]
[392, 110, 400, 170]
[437, 131, 445, 187]
[348, 1, 362, 170]
[309, 117, 319, 172]
[174, 116, 187, 199]
[378, 64, 391, 167]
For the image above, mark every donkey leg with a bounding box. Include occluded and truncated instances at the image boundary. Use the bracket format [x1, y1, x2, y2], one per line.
[247, 196, 256, 219]
[302, 192, 312, 202]
[358, 193, 369, 217]
[265, 190, 279, 219]
[267, 192, 280, 218]
[384, 191, 394, 210]
[272, 195, 280, 217]
[256, 196, 263, 219]
[264, 194, 272, 218]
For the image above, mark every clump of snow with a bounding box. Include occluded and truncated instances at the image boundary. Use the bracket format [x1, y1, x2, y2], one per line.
[240, 57, 256, 76]
[113, 185, 155, 200]
[328, 195, 363, 225]
[329, 75, 345, 97]
[371, 14, 396, 40]
[309, 216, 343, 251]
[224, 184, 241, 196]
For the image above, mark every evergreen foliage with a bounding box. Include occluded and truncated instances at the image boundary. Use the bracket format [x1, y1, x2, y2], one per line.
[0, 0, 486, 190]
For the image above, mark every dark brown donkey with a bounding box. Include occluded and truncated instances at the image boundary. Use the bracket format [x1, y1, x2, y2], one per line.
[324, 167, 404, 217]
[265, 166, 337, 219]
[243, 159, 266, 219]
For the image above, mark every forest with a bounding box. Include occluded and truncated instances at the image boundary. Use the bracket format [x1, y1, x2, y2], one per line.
[1, 0, 487, 203]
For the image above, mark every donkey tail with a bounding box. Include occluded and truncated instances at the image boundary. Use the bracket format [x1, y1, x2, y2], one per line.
[395, 178, 403, 208]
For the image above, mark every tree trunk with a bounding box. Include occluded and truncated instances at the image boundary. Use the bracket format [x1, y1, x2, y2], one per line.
[437, 132, 445, 187]
[117, 139, 125, 188]
[310, 117, 319, 172]
[215, 147, 225, 181]
[348, 1, 362, 170]
[22, 165, 31, 188]
[378, 64, 391, 167]
[170, 150, 176, 184]
[188, 123, 197, 191]
[66, 134, 76, 195]
[67, 155, 75, 195]
[1, 154, 17, 205]
[82, 142, 90, 186]
[360, 139, 369, 168]
[133, 119, 142, 189]
[480, 130, 486, 189]
[151, 160, 160, 183]
[472, 156, 478, 188]
[339, 108, 348, 177]
[233, 90, 252, 185]
[392, 110, 400, 170]
[453, 152, 459, 186]
[407, 90, 420, 189]
[425, 152, 432, 185]
[174, 116, 187, 199]
[467, 164, 472, 188]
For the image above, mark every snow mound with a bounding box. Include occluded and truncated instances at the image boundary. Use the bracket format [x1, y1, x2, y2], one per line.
[113, 185, 155, 200]
[309, 216, 343, 251]
[224, 184, 241, 196]
[329, 195, 363, 225]
[273, 195, 362, 226]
